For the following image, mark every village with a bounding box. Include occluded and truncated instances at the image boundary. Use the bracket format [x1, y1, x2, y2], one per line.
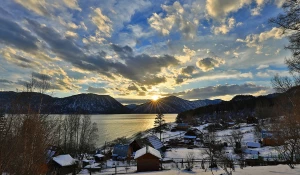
[44, 114, 300, 175]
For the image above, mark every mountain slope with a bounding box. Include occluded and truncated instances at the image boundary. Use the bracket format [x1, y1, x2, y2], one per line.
[0, 92, 129, 114]
[177, 94, 278, 123]
[131, 96, 221, 114]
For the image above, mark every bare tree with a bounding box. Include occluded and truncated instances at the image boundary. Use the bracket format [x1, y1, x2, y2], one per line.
[185, 152, 195, 171]
[270, 0, 300, 74]
[224, 130, 243, 148]
[0, 75, 59, 174]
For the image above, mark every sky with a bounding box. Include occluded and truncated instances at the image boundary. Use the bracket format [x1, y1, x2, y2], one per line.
[0, 0, 291, 104]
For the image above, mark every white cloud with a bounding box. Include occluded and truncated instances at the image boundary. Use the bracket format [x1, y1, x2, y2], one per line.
[236, 27, 284, 54]
[175, 45, 196, 63]
[206, 0, 252, 20]
[148, 1, 203, 39]
[213, 17, 236, 35]
[65, 31, 78, 38]
[15, 0, 48, 16]
[63, 0, 81, 11]
[91, 8, 113, 37]
[256, 64, 269, 69]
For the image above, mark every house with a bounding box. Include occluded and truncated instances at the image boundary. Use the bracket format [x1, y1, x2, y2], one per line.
[130, 135, 164, 154]
[94, 154, 105, 162]
[184, 129, 202, 144]
[112, 144, 132, 160]
[246, 142, 261, 148]
[261, 130, 284, 146]
[50, 154, 77, 175]
[176, 123, 189, 130]
[134, 146, 162, 172]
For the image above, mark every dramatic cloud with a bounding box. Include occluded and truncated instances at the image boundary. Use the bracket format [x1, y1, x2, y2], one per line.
[213, 17, 235, 35]
[14, 0, 49, 16]
[32, 72, 52, 81]
[148, 1, 202, 39]
[0, 79, 14, 84]
[128, 84, 139, 91]
[196, 57, 225, 72]
[237, 27, 285, 54]
[206, 0, 251, 20]
[168, 83, 270, 99]
[87, 86, 107, 94]
[91, 8, 112, 37]
[0, 0, 290, 101]
[0, 17, 38, 52]
[181, 66, 196, 75]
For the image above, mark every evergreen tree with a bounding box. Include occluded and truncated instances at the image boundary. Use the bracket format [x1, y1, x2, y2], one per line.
[153, 113, 167, 141]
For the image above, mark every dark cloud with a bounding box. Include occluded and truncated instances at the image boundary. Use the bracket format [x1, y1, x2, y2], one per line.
[175, 77, 184, 84]
[0, 17, 38, 51]
[87, 86, 107, 94]
[140, 86, 147, 91]
[196, 57, 225, 72]
[167, 83, 270, 99]
[181, 65, 196, 75]
[25, 19, 178, 86]
[32, 72, 52, 81]
[128, 84, 139, 91]
[0, 79, 14, 84]
[138, 91, 146, 96]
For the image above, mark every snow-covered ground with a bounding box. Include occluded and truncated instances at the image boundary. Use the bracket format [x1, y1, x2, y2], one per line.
[79, 165, 300, 175]
[80, 122, 291, 174]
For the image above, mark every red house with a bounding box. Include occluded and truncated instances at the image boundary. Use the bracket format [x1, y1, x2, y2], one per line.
[134, 146, 162, 172]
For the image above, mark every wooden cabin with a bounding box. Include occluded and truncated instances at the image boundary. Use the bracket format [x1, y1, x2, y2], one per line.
[50, 154, 77, 174]
[134, 146, 162, 172]
[130, 135, 164, 154]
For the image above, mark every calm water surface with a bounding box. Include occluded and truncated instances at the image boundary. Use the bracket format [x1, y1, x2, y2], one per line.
[91, 114, 177, 146]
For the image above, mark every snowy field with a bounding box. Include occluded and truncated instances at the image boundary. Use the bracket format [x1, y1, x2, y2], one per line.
[79, 165, 300, 175]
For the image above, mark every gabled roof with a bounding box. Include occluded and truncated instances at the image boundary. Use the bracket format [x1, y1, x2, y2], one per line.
[147, 135, 163, 150]
[53, 154, 75, 166]
[134, 146, 162, 159]
[132, 135, 163, 150]
[112, 144, 129, 157]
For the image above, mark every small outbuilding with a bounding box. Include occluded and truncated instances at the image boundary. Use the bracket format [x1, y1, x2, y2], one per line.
[94, 154, 105, 162]
[51, 154, 76, 174]
[134, 146, 162, 172]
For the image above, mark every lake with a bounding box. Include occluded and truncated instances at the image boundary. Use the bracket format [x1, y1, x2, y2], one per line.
[91, 114, 177, 146]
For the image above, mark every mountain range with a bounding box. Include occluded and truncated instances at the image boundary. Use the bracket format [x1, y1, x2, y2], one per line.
[0, 91, 221, 114]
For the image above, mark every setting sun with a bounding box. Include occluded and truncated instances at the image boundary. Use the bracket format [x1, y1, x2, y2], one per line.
[152, 95, 159, 101]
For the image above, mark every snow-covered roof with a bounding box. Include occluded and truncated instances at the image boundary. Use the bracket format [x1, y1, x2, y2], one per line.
[184, 135, 197, 139]
[53, 154, 75, 166]
[134, 146, 162, 159]
[246, 142, 261, 148]
[147, 135, 164, 150]
[94, 154, 104, 158]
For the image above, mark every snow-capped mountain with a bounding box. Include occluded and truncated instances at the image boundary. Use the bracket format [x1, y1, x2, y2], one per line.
[131, 96, 221, 113]
[0, 92, 129, 114]
[51, 93, 129, 114]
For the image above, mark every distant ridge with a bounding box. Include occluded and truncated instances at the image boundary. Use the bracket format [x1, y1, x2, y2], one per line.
[0, 92, 129, 114]
[131, 96, 222, 114]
